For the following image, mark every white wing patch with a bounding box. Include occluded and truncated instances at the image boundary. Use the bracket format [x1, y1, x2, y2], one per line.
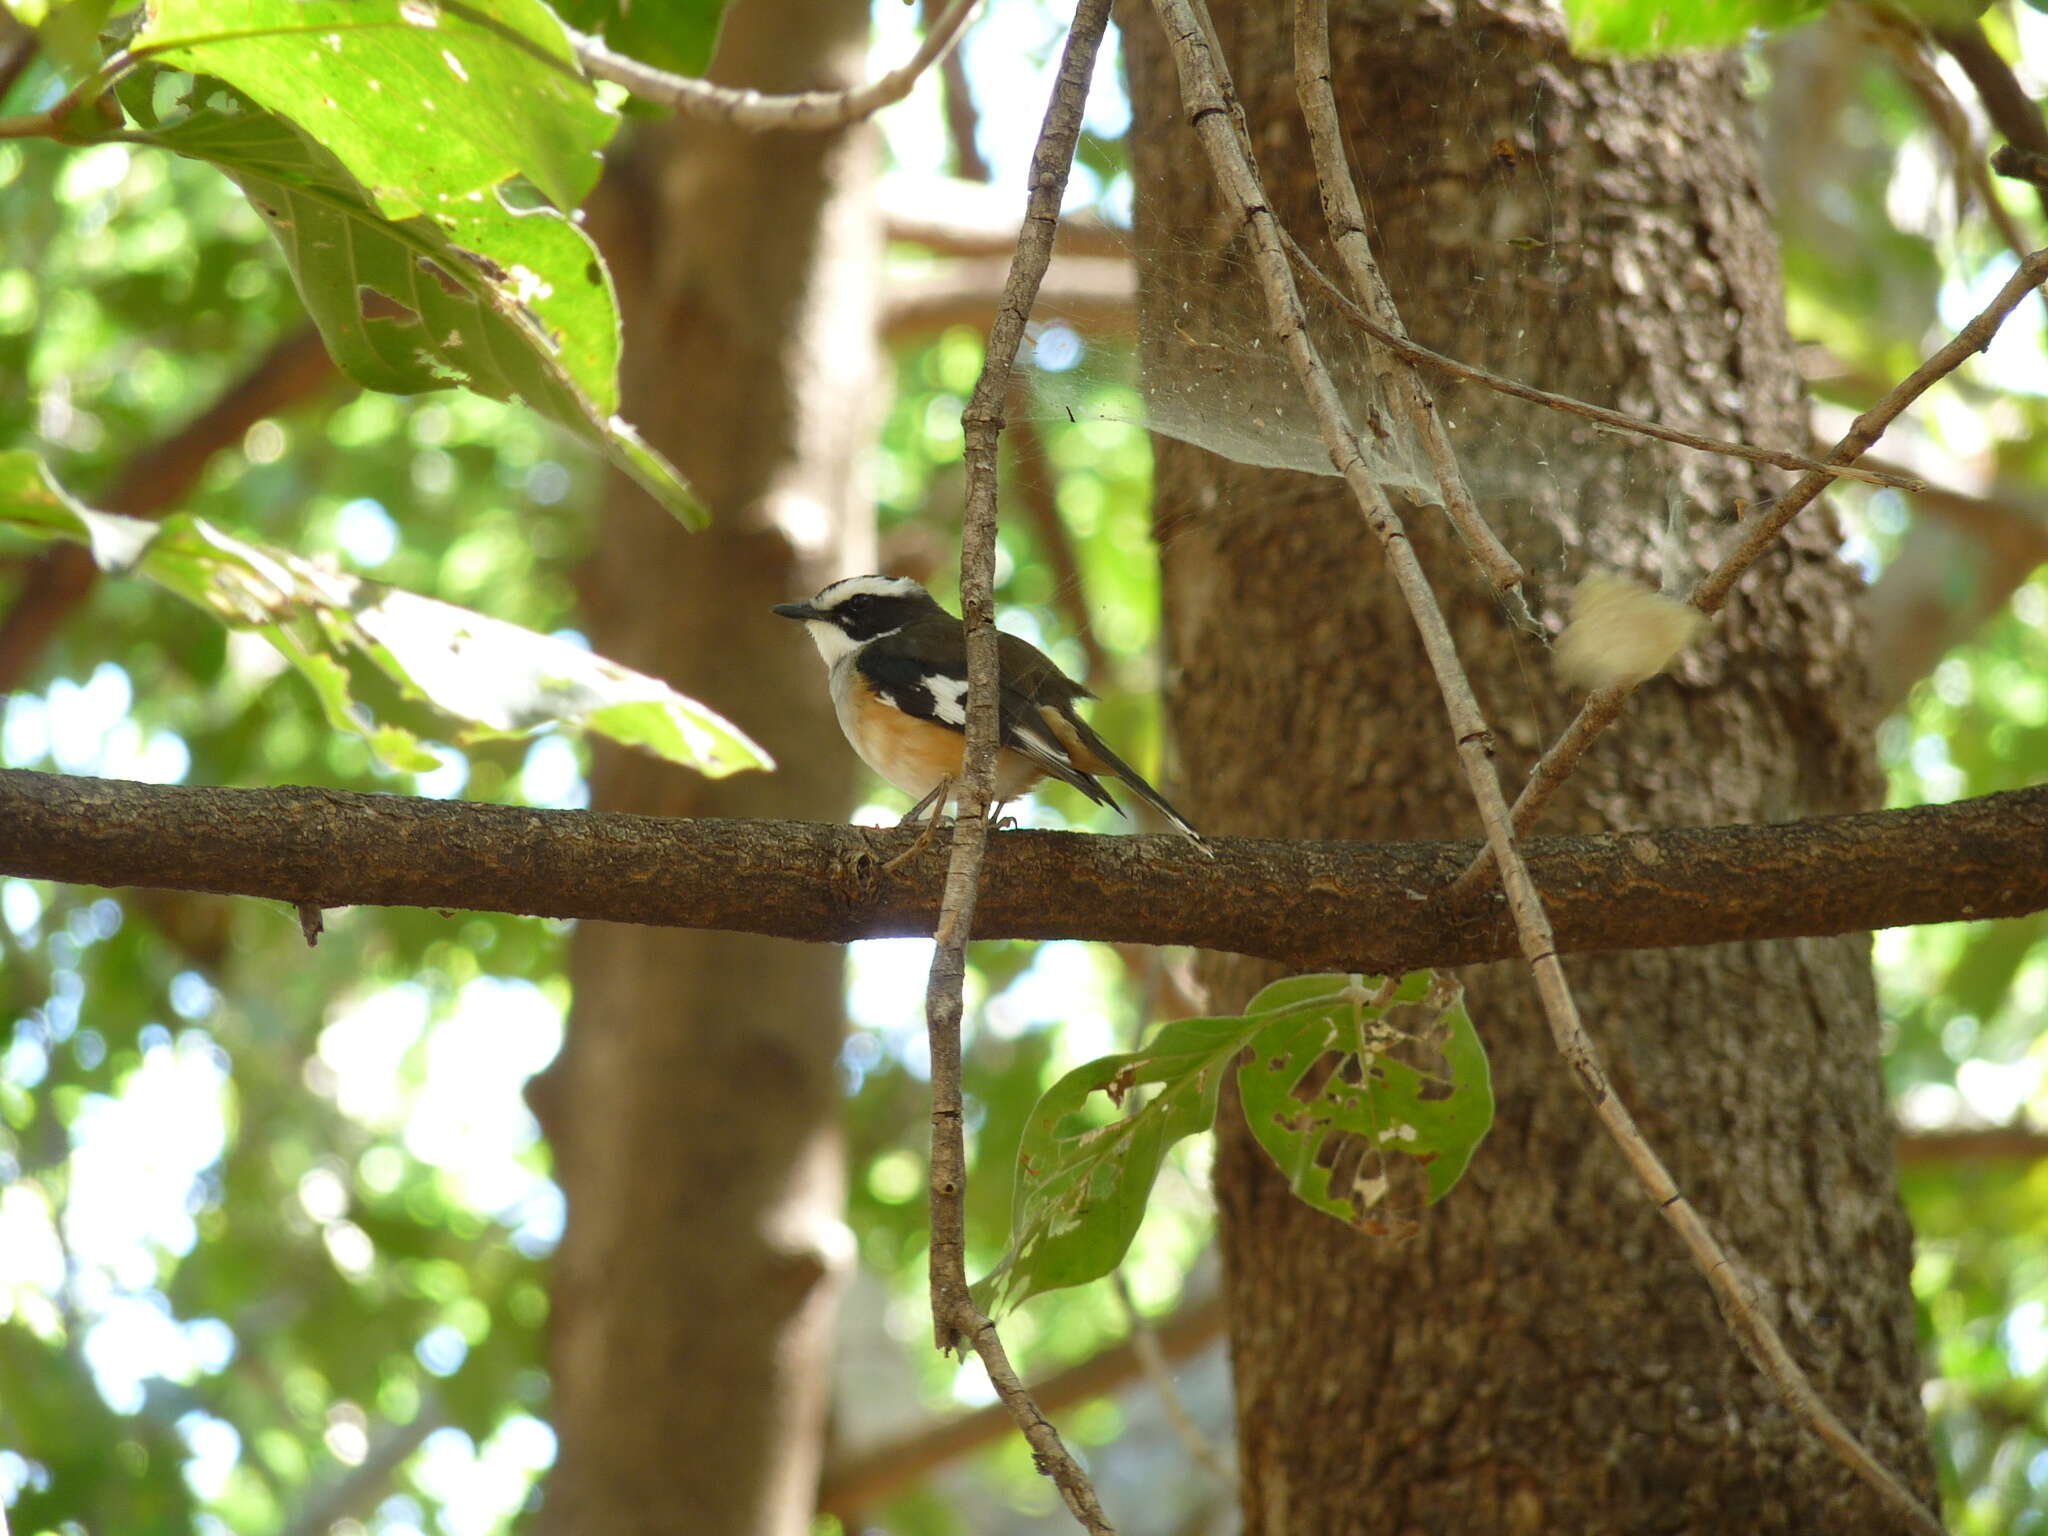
[926, 672, 969, 726]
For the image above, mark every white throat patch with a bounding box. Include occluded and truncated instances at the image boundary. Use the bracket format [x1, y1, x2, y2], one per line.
[802, 619, 866, 667]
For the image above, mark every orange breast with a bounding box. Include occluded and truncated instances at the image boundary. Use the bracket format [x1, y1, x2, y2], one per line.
[846, 684, 1044, 803]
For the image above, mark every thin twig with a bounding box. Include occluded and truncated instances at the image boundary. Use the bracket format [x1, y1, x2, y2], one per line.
[921, 1, 1120, 1530]
[923, 0, 991, 180]
[1284, 236, 1924, 494]
[1289, 3, 1527, 619]
[1006, 384, 1112, 682]
[569, 0, 979, 131]
[1151, 2, 1944, 1529]
[1858, 4, 2045, 317]
[1113, 1275, 1234, 1486]
[817, 1295, 1227, 1518]
[1447, 244, 2048, 901]
[1932, 17, 2048, 224]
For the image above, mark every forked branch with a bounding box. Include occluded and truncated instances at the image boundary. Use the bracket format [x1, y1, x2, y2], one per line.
[570, 0, 978, 131]
[1454, 243, 2048, 900]
[1146, 0, 1944, 1529]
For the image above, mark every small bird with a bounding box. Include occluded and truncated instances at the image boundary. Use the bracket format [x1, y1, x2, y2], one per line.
[773, 574, 1202, 842]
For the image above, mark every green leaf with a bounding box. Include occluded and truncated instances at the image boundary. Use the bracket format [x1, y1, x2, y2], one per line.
[975, 972, 1493, 1313]
[132, 0, 614, 216]
[1561, 0, 1830, 55]
[1237, 972, 1491, 1236]
[971, 1009, 1259, 1318]
[551, 0, 733, 79]
[0, 451, 769, 776]
[119, 71, 702, 526]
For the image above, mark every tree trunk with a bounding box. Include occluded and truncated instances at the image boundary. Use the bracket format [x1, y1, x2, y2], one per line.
[537, 0, 880, 1527]
[1125, 2, 1937, 1530]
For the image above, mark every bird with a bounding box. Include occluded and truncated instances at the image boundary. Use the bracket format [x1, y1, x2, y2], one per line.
[772, 574, 1203, 843]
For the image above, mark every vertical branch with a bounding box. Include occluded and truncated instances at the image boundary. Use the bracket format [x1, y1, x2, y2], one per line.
[1289, 0, 1528, 621]
[1149, 1, 1942, 1530]
[1006, 383, 1112, 682]
[921, 1, 1119, 1529]
[922, 0, 992, 179]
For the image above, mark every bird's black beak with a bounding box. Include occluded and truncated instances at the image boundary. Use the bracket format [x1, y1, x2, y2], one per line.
[772, 602, 820, 622]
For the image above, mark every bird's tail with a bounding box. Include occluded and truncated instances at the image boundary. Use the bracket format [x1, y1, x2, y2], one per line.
[1055, 712, 1206, 849]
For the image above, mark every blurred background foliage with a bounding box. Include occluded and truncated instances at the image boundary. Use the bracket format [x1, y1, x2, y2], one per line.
[0, 0, 2045, 1533]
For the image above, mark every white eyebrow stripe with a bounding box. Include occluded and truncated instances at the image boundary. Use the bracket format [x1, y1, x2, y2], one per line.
[814, 574, 926, 607]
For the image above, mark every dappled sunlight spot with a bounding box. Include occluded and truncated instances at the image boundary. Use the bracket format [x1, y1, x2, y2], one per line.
[848, 938, 936, 1078]
[404, 977, 561, 1216]
[0, 879, 42, 937]
[81, 1292, 218, 1414]
[987, 942, 1117, 1066]
[409, 1416, 556, 1536]
[66, 1031, 230, 1277]
[948, 1351, 997, 1410]
[414, 745, 470, 800]
[0, 1183, 66, 1332]
[317, 983, 431, 1129]
[334, 496, 400, 566]
[1955, 1056, 2045, 1125]
[517, 734, 586, 809]
[176, 1411, 241, 1501]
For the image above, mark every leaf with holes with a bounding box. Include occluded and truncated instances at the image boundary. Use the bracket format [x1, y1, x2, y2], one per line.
[1238, 971, 1491, 1240]
[133, 0, 614, 217]
[0, 452, 768, 776]
[115, 70, 701, 526]
[972, 979, 1362, 1316]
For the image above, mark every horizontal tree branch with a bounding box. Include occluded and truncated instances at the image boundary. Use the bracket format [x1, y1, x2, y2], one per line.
[0, 771, 2040, 974]
[1895, 1128, 2048, 1166]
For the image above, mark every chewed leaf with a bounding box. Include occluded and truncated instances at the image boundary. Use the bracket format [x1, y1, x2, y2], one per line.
[0, 451, 768, 777]
[1238, 972, 1491, 1238]
[972, 1011, 1254, 1318]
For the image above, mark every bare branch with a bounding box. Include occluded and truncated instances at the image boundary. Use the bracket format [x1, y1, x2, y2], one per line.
[1285, 239, 1923, 495]
[1932, 19, 2048, 223]
[883, 182, 1130, 259]
[922, 0, 990, 181]
[881, 254, 1134, 344]
[1897, 1128, 2048, 1165]
[1006, 385, 1112, 681]
[924, 1, 1119, 1529]
[1152, 0, 1943, 1526]
[818, 1295, 1227, 1519]
[2, 770, 2039, 972]
[1290, 7, 1527, 613]
[569, 0, 979, 132]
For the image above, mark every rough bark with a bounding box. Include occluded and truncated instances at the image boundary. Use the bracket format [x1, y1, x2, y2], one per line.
[534, 0, 879, 1527]
[5, 769, 2045, 973]
[1126, 1, 1938, 1530]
